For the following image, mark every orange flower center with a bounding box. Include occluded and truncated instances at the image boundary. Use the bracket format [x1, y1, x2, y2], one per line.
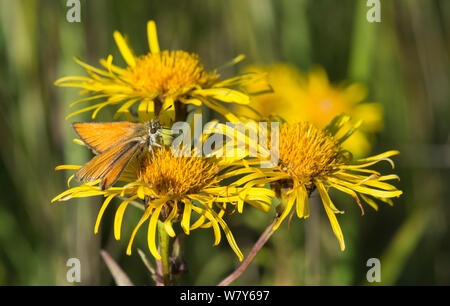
[278, 122, 340, 183]
[124, 50, 218, 96]
[137, 148, 219, 197]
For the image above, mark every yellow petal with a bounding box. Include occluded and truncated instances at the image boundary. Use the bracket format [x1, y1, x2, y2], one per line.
[147, 204, 164, 260]
[360, 194, 379, 211]
[73, 57, 111, 77]
[192, 88, 250, 104]
[126, 207, 153, 255]
[295, 185, 309, 218]
[316, 181, 345, 251]
[114, 98, 140, 121]
[164, 201, 178, 237]
[114, 195, 138, 240]
[272, 194, 296, 230]
[190, 214, 207, 230]
[355, 150, 400, 163]
[215, 54, 245, 70]
[95, 194, 116, 234]
[197, 97, 239, 122]
[99, 57, 127, 75]
[113, 31, 136, 67]
[328, 177, 402, 198]
[191, 205, 221, 245]
[137, 185, 145, 200]
[160, 97, 175, 125]
[66, 101, 118, 120]
[147, 20, 160, 54]
[67, 174, 75, 188]
[138, 99, 151, 122]
[207, 207, 243, 261]
[179, 97, 202, 106]
[212, 72, 265, 89]
[181, 199, 192, 235]
[352, 102, 383, 132]
[69, 94, 109, 108]
[52, 185, 103, 202]
[55, 165, 81, 171]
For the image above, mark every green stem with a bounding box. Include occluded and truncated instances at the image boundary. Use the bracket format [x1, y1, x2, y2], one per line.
[157, 221, 171, 286]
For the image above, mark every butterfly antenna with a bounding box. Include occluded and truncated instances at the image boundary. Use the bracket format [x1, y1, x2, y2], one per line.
[161, 104, 173, 113]
[158, 104, 173, 120]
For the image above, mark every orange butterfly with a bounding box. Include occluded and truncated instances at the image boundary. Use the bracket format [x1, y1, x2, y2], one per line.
[73, 120, 165, 190]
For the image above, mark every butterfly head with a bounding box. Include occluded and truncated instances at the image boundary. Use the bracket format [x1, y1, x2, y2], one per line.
[148, 119, 162, 136]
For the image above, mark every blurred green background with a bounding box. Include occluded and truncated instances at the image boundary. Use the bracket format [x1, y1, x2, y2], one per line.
[0, 0, 448, 285]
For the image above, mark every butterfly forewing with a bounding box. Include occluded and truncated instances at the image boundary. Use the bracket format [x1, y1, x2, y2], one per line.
[74, 140, 141, 190]
[73, 122, 142, 154]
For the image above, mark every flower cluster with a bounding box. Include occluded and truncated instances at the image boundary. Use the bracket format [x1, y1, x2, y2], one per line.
[53, 20, 402, 264]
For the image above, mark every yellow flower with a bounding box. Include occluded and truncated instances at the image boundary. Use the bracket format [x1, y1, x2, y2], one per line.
[52, 147, 274, 261]
[55, 20, 262, 124]
[243, 63, 383, 156]
[241, 114, 402, 251]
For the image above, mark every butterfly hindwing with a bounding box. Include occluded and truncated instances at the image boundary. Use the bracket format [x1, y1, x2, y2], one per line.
[74, 140, 141, 190]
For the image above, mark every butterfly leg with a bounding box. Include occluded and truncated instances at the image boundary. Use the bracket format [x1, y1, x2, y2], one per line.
[144, 195, 150, 209]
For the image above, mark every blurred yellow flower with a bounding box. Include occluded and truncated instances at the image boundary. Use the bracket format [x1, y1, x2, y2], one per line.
[243, 63, 383, 156]
[52, 147, 274, 261]
[55, 20, 262, 124]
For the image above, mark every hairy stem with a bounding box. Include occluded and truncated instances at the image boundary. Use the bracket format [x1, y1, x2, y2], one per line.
[218, 219, 276, 286]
